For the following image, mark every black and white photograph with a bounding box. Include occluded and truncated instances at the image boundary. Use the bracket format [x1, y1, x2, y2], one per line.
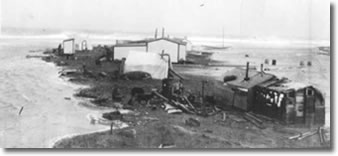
[0, 0, 331, 149]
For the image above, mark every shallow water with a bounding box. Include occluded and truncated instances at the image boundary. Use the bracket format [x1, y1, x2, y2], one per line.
[0, 39, 110, 148]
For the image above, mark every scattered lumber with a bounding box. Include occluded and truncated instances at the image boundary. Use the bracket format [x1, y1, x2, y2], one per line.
[152, 91, 169, 102]
[245, 113, 263, 124]
[171, 100, 195, 114]
[288, 129, 318, 140]
[297, 130, 318, 140]
[248, 112, 275, 122]
[183, 96, 196, 111]
[243, 114, 265, 129]
[153, 91, 195, 114]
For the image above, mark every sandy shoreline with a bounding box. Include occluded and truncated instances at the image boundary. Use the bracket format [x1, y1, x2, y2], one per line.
[49, 127, 111, 148]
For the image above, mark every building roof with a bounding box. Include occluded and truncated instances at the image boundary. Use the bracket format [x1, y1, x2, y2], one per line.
[113, 42, 147, 47]
[225, 68, 276, 89]
[262, 81, 313, 92]
[63, 38, 75, 42]
[147, 37, 187, 45]
[113, 37, 187, 48]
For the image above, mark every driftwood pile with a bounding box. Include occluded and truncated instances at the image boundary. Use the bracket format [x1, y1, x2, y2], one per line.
[152, 91, 219, 116]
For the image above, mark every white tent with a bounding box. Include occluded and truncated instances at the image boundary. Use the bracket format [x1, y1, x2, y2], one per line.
[123, 51, 169, 79]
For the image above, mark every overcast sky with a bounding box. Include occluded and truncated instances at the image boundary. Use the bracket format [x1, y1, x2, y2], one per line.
[1, 0, 330, 40]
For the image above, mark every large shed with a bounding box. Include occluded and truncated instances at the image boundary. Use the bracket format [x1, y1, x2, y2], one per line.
[147, 38, 187, 63]
[112, 38, 187, 63]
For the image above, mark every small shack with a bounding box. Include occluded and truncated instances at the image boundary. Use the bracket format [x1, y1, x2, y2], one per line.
[112, 37, 187, 63]
[253, 81, 325, 125]
[63, 38, 75, 55]
[224, 65, 277, 111]
[123, 51, 170, 79]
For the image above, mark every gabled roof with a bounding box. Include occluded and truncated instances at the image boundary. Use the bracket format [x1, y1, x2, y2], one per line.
[225, 68, 276, 89]
[113, 37, 187, 48]
[147, 38, 187, 45]
[113, 42, 147, 47]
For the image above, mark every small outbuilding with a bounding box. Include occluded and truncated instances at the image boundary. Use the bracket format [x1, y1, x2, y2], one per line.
[253, 81, 325, 125]
[224, 66, 277, 111]
[63, 38, 75, 55]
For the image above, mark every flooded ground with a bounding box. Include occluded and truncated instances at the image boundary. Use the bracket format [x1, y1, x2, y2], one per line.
[0, 40, 111, 148]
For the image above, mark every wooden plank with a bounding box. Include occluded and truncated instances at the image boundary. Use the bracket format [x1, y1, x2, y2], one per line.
[183, 96, 196, 110]
[245, 112, 263, 124]
[243, 115, 265, 129]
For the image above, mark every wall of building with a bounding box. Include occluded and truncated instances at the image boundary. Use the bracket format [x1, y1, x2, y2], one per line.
[147, 40, 179, 63]
[63, 40, 75, 54]
[179, 44, 187, 61]
[113, 46, 147, 60]
[0, 0, 2, 36]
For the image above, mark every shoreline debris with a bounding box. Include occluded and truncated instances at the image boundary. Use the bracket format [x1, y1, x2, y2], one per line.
[288, 127, 329, 142]
[243, 113, 265, 129]
[185, 118, 200, 127]
[18, 106, 24, 116]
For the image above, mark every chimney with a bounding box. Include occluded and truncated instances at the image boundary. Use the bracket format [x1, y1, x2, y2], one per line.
[244, 62, 250, 81]
[162, 27, 165, 38]
[260, 64, 264, 77]
[154, 28, 158, 39]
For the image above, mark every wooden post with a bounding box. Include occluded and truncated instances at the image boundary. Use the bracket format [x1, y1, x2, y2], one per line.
[110, 122, 114, 135]
[155, 28, 158, 39]
[201, 80, 207, 115]
[18, 106, 24, 116]
[244, 62, 250, 81]
[162, 27, 165, 38]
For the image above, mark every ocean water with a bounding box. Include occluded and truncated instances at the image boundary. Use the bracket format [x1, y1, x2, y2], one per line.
[0, 39, 111, 148]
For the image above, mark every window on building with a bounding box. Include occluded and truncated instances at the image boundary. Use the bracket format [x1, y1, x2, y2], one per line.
[306, 89, 314, 96]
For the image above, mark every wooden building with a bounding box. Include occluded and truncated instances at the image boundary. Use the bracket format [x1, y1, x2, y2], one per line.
[253, 81, 325, 125]
[112, 38, 187, 63]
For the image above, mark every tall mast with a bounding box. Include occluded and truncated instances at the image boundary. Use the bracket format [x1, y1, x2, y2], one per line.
[222, 27, 225, 48]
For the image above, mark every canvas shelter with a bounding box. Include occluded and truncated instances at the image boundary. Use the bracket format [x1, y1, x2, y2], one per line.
[253, 81, 325, 125]
[225, 67, 277, 111]
[123, 51, 170, 79]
